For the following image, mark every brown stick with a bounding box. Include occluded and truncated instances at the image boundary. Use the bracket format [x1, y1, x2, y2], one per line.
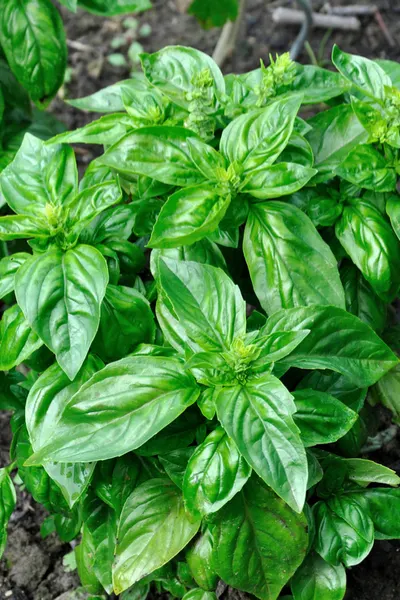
[212, 0, 247, 67]
[272, 7, 361, 31]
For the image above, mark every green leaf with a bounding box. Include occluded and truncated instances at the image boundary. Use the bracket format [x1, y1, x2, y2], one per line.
[332, 45, 391, 101]
[336, 145, 396, 192]
[371, 363, 400, 424]
[385, 193, 400, 241]
[0, 252, 30, 299]
[213, 476, 308, 600]
[68, 80, 134, 112]
[0, 133, 78, 216]
[351, 488, 400, 539]
[92, 285, 155, 362]
[151, 241, 227, 279]
[344, 459, 400, 487]
[215, 374, 307, 512]
[291, 552, 346, 600]
[49, 113, 135, 146]
[341, 260, 387, 333]
[82, 493, 117, 593]
[292, 389, 357, 447]
[188, 0, 238, 27]
[158, 258, 246, 353]
[94, 455, 140, 514]
[0, 304, 43, 370]
[297, 370, 366, 413]
[376, 59, 400, 88]
[67, 180, 123, 235]
[0, 214, 50, 241]
[149, 185, 231, 248]
[58, 0, 77, 10]
[0, 468, 16, 558]
[0, 0, 67, 104]
[262, 305, 398, 387]
[159, 448, 195, 489]
[186, 527, 218, 591]
[25, 356, 102, 508]
[335, 198, 400, 301]
[100, 126, 207, 187]
[244, 202, 345, 315]
[306, 105, 368, 180]
[280, 64, 350, 104]
[78, 0, 151, 16]
[186, 137, 226, 181]
[242, 163, 316, 199]
[182, 590, 216, 600]
[26, 355, 200, 464]
[141, 46, 225, 110]
[113, 478, 201, 594]
[15, 245, 108, 379]
[135, 408, 201, 456]
[220, 96, 301, 172]
[183, 426, 251, 518]
[314, 496, 374, 567]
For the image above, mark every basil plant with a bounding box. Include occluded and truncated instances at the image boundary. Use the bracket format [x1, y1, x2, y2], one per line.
[1, 45, 400, 600]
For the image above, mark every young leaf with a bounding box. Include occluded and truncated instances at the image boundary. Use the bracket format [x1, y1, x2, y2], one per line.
[183, 427, 251, 518]
[141, 46, 225, 110]
[220, 96, 301, 172]
[344, 459, 400, 487]
[0, 304, 43, 371]
[26, 356, 200, 464]
[148, 185, 231, 248]
[292, 389, 357, 447]
[0, 133, 78, 216]
[262, 305, 398, 387]
[0, 0, 67, 104]
[244, 202, 345, 315]
[291, 552, 346, 600]
[335, 199, 400, 302]
[100, 127, 207, 187]
[113, 478, 201, 594]
[158, 258, 246, 352]
[68, 80, 132, 112]
[215, 374, 307, 512]
[15, 245, 108, 380]
[332, 45, 391, 101]
[213, 476, 308, 600]
[0, 469, 16, 558]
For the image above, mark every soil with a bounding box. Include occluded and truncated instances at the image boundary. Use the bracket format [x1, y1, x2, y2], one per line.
[3, 0, 400, 598]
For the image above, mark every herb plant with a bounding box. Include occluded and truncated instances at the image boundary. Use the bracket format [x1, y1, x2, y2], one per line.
[2, 45, 400, 600]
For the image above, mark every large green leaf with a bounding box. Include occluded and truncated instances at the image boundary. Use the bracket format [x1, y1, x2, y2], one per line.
[291, 552, 346, 600]
[92, 285, 155, 362]
[0, 304, 43, 370]
[306, 105, 368, 180]
[242, 163, 316, 200]
[332, 45, 391, 101]
[149, 185, 231, 248]
[141, 46, 225, 110]
[0, 133, 78, 217]
[341, 261, 387, 333]
[220, 96, 301, 172]
[158, 258, 246, 353]
[292, 389, 357, 447]
[0, 469, 16, 558]
[314, 496, 374, 567]
[348, 488, 400, 539]
[183, 427, 251, 518]
[26, 356, 200, 464]
[297, 370, 366, 413]
[100, 127, 207, 187]
[15, 245, 108, 379]
[26, 356, 102, 508]
[215, 374, 307, 512]
[244, 202, 345, 315]
[213, 477, 308, 600]
[335, 198, 400, 302]
[337, 145, 396, 192]
[113, 478, 201, 594]
[0, 0, 67, 104]
[263, 305, 398, 387]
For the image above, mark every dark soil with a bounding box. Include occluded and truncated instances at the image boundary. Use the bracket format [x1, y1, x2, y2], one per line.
[3, 0, 400, 598]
